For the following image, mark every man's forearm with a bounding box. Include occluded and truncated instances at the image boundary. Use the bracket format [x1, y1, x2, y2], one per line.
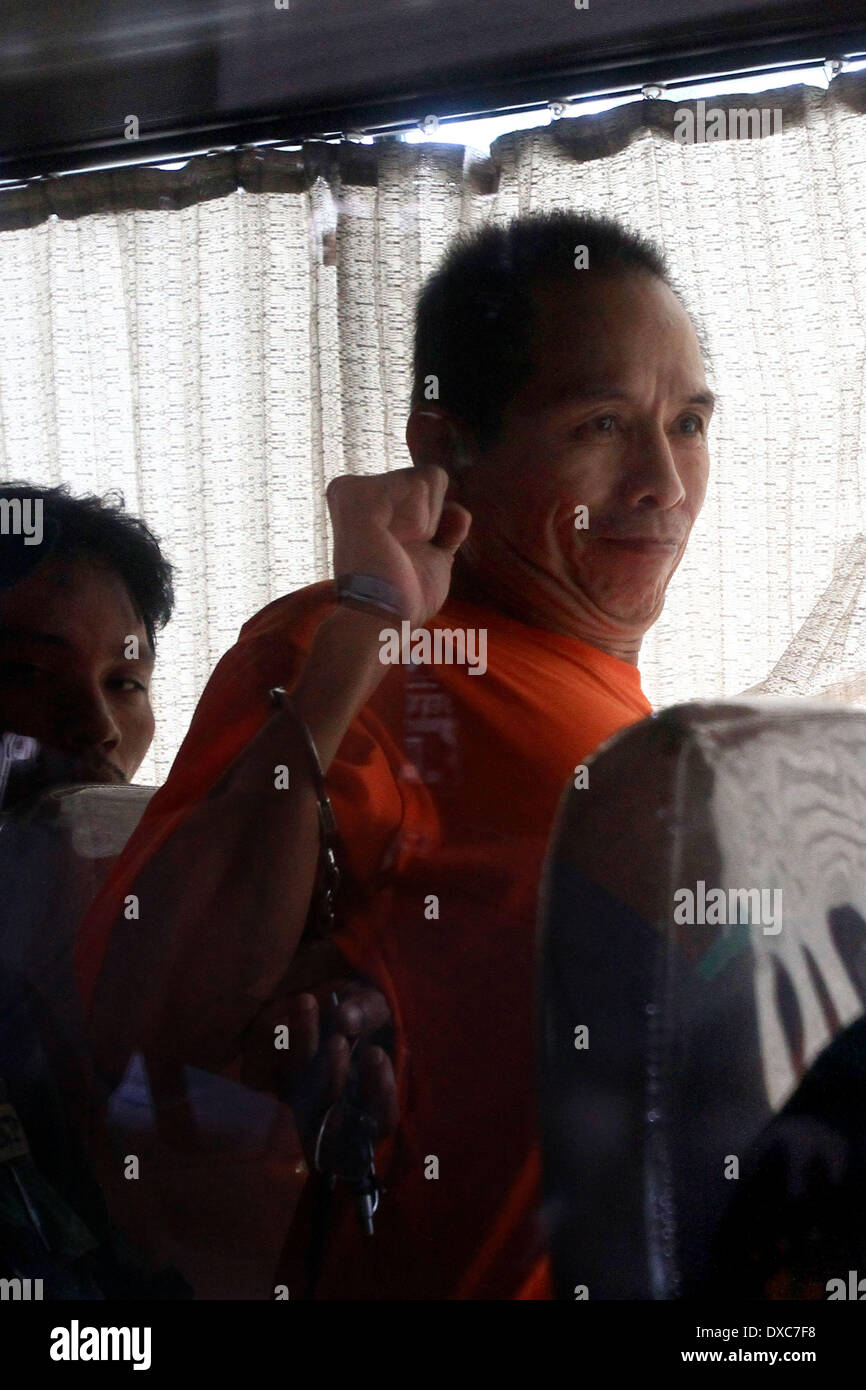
[291, 605, 389, 768]
[88, 604, 389, 1077]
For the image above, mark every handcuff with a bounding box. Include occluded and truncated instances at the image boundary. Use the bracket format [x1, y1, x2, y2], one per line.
[270, 575, 401, 1247]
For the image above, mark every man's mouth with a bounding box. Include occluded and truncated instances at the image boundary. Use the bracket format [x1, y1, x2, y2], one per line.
[74, 759, 126, 785]
[595, 537, 680, 554]
[38, 748, 126, 787]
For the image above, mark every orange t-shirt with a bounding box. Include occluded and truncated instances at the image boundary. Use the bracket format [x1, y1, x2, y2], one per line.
[77, 582, 651, 1299]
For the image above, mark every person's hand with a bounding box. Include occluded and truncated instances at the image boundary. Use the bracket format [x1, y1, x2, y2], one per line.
[326, 464, 471, 628]
[288, 980, 399, 1167]
[239, 958, 399, 1166]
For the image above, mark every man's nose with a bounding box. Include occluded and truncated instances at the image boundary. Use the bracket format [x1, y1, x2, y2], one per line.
[62, 685, 121, 757]
[624, 426, 687, 510]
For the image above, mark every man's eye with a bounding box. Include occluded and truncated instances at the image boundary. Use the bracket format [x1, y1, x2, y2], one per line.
[575, 414, 618, 437]
[110, 677, 147, 694]
[678, 414, 705, 435]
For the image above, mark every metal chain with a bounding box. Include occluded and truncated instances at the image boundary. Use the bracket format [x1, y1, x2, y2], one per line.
[269, 686, 341, 941]
[269, 681, 388, 1255]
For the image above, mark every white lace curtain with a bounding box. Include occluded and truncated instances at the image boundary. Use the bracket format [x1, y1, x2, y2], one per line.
[0, 78, 864, 782]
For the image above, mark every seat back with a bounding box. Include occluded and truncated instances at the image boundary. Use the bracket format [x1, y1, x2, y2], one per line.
[0, 783, 156, 1033]
[538, 700, 866, 1299]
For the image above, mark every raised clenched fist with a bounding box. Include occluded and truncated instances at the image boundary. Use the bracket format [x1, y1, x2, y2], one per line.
[326, 464, 472, 628]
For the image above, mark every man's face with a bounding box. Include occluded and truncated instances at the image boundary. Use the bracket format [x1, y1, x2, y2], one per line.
[457, 271, 713, 639]
[0, 555, 155, 785]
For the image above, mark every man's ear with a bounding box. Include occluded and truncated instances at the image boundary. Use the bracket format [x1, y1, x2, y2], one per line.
[406, 408, 473, 481]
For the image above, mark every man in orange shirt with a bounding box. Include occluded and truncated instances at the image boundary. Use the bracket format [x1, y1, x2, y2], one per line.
[77, 211, 714, 1298]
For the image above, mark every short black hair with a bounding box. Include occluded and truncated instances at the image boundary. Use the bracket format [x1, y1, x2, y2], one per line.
[0, 482, 174, 650]
[411, 210, 690, 449]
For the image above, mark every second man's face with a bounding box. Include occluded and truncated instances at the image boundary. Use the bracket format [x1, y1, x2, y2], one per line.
[0, 554, 155, 786]
[457, 270, 713, 639]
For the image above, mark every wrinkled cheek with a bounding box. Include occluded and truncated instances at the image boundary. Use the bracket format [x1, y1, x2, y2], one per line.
[572, 549, 672, 614]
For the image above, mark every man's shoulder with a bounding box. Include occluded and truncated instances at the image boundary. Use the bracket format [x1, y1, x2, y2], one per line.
[238, 580, 337, 651]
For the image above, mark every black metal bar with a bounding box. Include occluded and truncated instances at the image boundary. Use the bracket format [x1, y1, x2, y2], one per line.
[2, 24, 866, 183]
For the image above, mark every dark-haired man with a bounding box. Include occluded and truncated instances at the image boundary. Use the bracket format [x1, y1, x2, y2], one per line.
[80, 212, 713, 1298]
[0, 482, 174, 1021]
[0, 485, 181, 1297]
[0, 483, 173, 797]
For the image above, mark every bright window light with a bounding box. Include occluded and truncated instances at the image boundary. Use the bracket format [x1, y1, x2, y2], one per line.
[402, 60, 863, 155]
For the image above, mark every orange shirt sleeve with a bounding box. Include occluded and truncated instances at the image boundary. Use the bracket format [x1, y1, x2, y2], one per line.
[75, 588, 408, 1020]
